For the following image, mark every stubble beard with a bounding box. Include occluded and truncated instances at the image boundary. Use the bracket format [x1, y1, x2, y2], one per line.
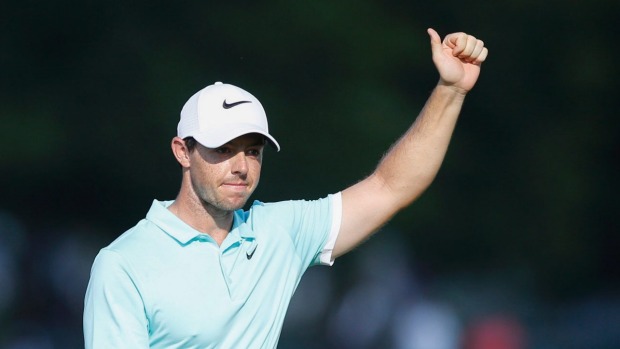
[201, 194, 248, 214]
[192, 182, 254, 215]
[190, 171, 260, 215]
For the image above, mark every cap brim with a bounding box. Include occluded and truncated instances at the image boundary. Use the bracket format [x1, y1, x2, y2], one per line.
[192, 126, 280, 152]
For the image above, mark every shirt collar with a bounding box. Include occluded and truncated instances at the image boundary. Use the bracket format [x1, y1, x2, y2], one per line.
[146, 200, 256, 245]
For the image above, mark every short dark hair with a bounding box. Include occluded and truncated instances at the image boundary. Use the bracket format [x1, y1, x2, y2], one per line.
[183, 137, 198, 153]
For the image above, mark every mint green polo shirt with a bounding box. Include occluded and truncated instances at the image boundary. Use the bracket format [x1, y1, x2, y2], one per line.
[83, 193, 341, 349]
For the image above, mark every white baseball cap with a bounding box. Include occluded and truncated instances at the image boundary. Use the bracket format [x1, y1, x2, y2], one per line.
[177, 82, 280, 151]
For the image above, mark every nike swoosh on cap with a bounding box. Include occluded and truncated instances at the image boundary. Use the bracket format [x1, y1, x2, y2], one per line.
[223, 100, 252, 109]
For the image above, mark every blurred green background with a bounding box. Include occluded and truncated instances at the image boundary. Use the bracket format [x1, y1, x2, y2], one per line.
[1, 0, 618, 348]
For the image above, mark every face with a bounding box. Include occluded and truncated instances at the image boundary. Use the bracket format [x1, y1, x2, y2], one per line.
[187, 134, 264, 212]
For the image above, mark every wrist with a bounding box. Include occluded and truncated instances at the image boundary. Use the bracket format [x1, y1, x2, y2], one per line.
[434, 82, 468, 101]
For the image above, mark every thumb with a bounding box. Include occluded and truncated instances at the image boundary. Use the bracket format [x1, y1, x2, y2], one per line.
[427, 28, 443, 55]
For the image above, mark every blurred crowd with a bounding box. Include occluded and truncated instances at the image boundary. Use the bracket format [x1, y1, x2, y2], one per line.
[1, 211, 619, 349]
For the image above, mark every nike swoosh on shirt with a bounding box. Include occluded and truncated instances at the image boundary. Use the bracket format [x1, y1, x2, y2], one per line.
[246, 245, 258, 260]
[223, 100, 252, 109]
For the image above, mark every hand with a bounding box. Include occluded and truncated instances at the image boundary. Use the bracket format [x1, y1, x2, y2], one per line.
[427, 28, 489, 94]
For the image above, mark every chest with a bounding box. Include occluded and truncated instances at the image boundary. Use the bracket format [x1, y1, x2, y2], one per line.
[142, 236, 304, 347]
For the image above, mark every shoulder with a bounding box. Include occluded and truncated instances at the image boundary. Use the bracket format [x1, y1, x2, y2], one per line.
[94, 218, 167, 272]
[105, 219, 157, 253]
[246, 195, 334, 217]
[244, 193, 341, 229]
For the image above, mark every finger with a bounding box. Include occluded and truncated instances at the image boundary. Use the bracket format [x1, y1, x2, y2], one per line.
[427, 28, 443, 56]
[472, 47, 489, 65]
[471, 40, 484, 61]
[458, 35, 478, 59]
[444, 32, 467, 56]
[466, 39, 485, 63]
[427, 28, 441, 43]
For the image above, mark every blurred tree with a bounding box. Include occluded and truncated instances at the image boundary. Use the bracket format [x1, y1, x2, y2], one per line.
[0, 0, 618, 304]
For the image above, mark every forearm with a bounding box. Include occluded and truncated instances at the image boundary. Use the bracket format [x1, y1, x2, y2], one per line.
[336, 84, 467, 257]
[336, 29, 487, 257]
[373, 84, 466, 209]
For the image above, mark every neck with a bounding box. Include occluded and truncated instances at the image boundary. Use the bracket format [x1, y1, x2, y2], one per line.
[168, 193, 234, 246]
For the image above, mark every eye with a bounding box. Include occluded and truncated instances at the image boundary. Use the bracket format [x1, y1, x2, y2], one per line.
[246, 148, 262, 157]
[215, 147, 231, 154]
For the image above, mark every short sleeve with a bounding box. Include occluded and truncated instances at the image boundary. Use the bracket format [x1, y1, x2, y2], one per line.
[83, 249, 150, 349]
[317, 192, 341, 265]
[262, 193, 341, 267]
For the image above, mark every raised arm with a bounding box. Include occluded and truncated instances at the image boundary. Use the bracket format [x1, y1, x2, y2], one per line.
[334, 28, 489, 257]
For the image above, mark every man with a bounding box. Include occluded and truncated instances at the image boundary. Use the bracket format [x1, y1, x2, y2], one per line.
[84, 28, 488, 348]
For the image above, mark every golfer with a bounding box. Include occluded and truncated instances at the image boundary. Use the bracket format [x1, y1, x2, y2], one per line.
[84, 28, 488, 348]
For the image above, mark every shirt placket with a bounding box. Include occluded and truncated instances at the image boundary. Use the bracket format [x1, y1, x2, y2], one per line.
[219, 236, 258, 300]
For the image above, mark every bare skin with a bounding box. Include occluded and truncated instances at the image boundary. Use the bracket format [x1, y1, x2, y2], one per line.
[168, 133, 265, 245]
[335, 28, 488, 257]
[167, 28, 488, 254]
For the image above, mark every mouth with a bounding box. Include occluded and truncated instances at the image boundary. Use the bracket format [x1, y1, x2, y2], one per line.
[221, 182, 249, 191]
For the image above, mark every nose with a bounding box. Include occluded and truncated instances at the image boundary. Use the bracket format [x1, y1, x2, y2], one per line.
[230, 152, 249, 176]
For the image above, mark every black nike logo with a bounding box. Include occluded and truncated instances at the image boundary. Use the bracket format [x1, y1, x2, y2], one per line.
[246, 244, 258, 260]
[223, 100, 252, 109]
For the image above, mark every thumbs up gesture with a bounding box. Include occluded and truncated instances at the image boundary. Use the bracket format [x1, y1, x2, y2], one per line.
[427, 28, 489, 94]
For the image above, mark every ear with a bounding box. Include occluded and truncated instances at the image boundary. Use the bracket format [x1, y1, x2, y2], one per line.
[171, 137, 191, 168]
